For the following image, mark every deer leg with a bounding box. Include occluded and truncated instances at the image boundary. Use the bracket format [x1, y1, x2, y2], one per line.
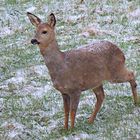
[70, 91, 81, 129]
[126, 71, 138, 105]
[62, 94, 70, 129]
[88, 85, 105, 123]
[129, 79, 138, 105]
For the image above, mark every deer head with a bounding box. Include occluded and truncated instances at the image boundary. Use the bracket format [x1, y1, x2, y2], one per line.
[27, 12, 56, 49]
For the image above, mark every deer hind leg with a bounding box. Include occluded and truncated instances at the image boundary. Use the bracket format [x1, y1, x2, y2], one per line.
[62, 94, 70, 129]
[111, 68, 138, 105]
[88, 85, 105, 123]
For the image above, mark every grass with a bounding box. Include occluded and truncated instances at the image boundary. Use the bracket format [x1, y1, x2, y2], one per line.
[0, 0, 140, 139]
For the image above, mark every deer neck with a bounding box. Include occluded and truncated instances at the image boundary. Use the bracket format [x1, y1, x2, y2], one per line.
[40, 40, 65, 74]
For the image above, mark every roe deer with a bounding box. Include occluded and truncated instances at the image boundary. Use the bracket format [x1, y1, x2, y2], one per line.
[27, 12, 138, 129]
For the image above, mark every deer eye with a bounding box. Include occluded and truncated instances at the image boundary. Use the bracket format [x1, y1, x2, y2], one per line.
[42, 31, 48, 34]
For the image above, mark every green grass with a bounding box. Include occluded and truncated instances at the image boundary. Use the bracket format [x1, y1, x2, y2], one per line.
[0, 0, 140, 139]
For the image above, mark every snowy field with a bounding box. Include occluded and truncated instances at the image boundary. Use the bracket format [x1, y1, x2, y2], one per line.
[0, 0, 140, 139]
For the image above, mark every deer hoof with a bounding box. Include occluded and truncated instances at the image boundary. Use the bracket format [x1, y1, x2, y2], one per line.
[88, 117, 94, 124]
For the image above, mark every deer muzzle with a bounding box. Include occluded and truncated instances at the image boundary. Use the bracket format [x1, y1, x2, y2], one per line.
[31, 39, 40, 45]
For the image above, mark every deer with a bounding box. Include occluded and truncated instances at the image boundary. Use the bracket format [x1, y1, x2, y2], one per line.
[27, 12, 138, 130]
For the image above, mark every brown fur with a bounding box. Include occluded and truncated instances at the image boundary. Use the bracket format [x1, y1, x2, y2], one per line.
[27, 12, 138, 129]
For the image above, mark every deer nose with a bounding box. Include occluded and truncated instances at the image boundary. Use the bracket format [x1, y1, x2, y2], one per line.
[31, 39, 40, 45]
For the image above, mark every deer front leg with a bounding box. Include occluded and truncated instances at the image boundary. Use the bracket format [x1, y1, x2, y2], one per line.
[70, 91, 81, 129]
[62, 94, 70, 129]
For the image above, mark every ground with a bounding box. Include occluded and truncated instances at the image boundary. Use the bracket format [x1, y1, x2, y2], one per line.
[0, 0, 140, 139]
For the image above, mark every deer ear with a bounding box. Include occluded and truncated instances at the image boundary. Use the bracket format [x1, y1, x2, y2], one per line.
[27, 12, 41, 27]
[48, 13, 56, 28]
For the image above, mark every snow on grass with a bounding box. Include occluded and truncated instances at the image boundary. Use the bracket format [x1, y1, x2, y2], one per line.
[129, 8, 140, 19]
[26, 6, 36, 13]
[0, 0, 140, 139]
[0, 27, 15, 37]
[1, 121, 25, 139]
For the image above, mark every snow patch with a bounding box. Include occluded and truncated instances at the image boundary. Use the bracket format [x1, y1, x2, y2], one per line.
[32, 65, 48, 76]
[63, 133, 101, 140]
[6, 76, 25, 91]
[129, 9, 140, 18]
[43, 5, 48, 13]
[26, 6, 36, 12]
[32, 85, 52, 99]
[66, 14, 85, 23]
[0, 27, 14, 37]
[46, 120, 60, 134]
[1, 121, 25, 139]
